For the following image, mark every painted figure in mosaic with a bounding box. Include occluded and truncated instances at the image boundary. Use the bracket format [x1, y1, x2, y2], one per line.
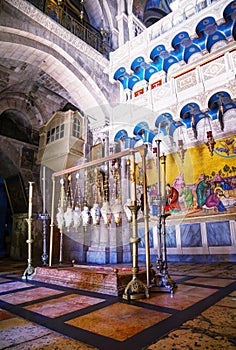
[220, 180, 232, 191]
[179, 182, 194, 210]
[205, 188, 226, 212]
[196, 175, 210, 208]
[166, 184, 181, 211]
[172, 173, 184, 193]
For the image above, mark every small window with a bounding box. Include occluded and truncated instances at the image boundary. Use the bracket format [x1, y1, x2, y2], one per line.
[46, 123, 64, 144]
[55, 125, 60, 140]
[60, 124, 64, 138]
[51, 127, 55, 142]
[46, 130, 50, 144]
[73, 115, 80, 138]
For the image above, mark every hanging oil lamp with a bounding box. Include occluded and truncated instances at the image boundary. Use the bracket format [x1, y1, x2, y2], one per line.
[191, 114, 197, 139]
[64, 206, 74, 232]
[123, 198, 132, 223]
[177, 139, 186, 163]
[66, 174, 74, 208]
[111, 198, 122, 226]
[56, 206, 65, 229]
[73, 205, 82, 230]
[82, 205, 91, 229]
[101, 163, 112, 225]
[73, 172, 82, 229]
[56, 178, 65, 229]
[74, 172, 82, 208]
[111, 159, 122, 225]
[218, 101, 224, 131]
[91, 203, 101, 225]
[206, 130, 216, 156]
[101, 201, 112, 225]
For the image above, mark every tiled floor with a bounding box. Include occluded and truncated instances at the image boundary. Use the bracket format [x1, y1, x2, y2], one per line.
[0, 260, 235, 349]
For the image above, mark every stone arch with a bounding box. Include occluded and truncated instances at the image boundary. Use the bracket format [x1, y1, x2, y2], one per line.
[0, 95, 42, 128]
[0, 28, 110, 114]
[0, 109, 37, 145]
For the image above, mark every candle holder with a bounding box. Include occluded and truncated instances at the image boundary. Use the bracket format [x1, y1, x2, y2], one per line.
[152, 141, 163, 280]
[122, 201, 149, 300]
[22, 182, 35, 279]
[139, 146, 151, 288]
[123, 152, 149, 300]
[38, 166, 49, 266]
[150, 145, 176, 294]
[38, 212, 49, 266]
[58, 178, 65, 264]
[150, 212, 177, 294]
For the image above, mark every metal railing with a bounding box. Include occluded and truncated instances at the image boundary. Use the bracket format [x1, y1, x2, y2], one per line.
[27, 0, 113, 58]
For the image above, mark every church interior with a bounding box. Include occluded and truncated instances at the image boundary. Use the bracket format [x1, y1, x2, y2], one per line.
[0, 0, 235, 349]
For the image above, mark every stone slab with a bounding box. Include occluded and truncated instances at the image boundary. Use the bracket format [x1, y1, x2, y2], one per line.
[29, 264, 147, 296]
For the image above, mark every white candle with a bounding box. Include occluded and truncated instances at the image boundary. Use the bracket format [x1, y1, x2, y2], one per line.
[160, 154, 166, 198]
[60, 178, 64, 208]
[130, 153, 136, 202]
[28, 182, 34, 217]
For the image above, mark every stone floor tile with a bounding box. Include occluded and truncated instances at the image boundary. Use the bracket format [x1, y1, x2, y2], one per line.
[24, 294, 105, 318]
[0, 281, 33, 293]
[0, 317, 52, 348]
[0, 287, 64, 304]
[144, 328, 236, 350]
[66, 301, 170, 341]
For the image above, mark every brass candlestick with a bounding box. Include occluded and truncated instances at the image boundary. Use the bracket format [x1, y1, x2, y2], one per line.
[140, 146, 151, 287]
[123, 152, 149, 300]
[151, 148, 177, 294]
[59, 178, 65, 264]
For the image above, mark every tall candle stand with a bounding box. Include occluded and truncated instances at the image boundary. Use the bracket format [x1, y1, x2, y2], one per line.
[152, 140, 163, 280]
[123, 152, 149, 300]
[151, 148, 177, 294]
[157, 211, 177, 292]
[22, 182, 35, 279]
[38, 212, 49, 266]
[59, 178, 65, 264]
[38, 166, 49, 266]
[140, 146, 151, 287]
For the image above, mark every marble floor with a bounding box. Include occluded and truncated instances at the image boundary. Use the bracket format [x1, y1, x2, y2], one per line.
[0, 259, 235, 350]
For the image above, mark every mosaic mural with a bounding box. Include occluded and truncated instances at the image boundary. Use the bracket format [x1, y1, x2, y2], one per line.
[137, 135, 236, 219]
[164, 135, 236, 218]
